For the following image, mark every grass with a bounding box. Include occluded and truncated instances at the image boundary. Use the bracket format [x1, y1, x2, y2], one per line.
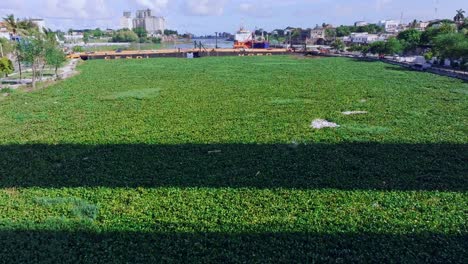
[0, 56, 466, 263]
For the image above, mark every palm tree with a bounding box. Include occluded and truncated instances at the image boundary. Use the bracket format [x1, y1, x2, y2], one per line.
[454, 9, 465, 22]
[3, 14, 18, 34]
[2, 14, 32, 36]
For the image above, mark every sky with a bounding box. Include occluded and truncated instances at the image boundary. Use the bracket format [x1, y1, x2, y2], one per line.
[0, 0, 466, 34]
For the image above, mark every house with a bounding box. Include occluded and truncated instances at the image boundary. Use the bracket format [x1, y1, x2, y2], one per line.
[309, 28, 327, 45]
[378, 20, 399, 33]
[345, 33, 379, 44]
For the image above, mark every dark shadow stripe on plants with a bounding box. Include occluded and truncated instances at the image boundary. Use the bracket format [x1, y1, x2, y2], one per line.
[0, 230, 466, 263]
[0, 143, 466, 190]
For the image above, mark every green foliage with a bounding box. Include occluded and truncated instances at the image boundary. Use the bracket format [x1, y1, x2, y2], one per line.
[384, 37, 403, 55]
[72, 46, 84, 53]
[92, 28, 103, 39]
[45, 46, 66, 78]
[0, 57, 467, 262]
[335, 24, 384, 37]
[331, 39, 345, 51]
[325, 28, 336, 39]
[0, 57, 14, 77]
[133, 27, 148, 38]
[83, 32, 90, 44]
[369, 41, 386, 55]
[397, 29, 422, 53]
[150, 37, 161, 44]
[0, 38, 14, 55]
[433, 33, 468, 60]
[111, 30, 138, 43]
[424, 51, 434, 61]
[164, 29, 178, 36]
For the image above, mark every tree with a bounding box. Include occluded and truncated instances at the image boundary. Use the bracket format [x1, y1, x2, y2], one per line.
[454, 9, 465, 23]
[384, 37, 403, 55]
[331, 39, 345, 51]
[92, 28, 103, 39]
[0, 38, 14, 56]
[83, 32, 90, 44]
[369, 41, 386, 56]
[164, 29, 178, 36]
[420, 27, 439, 45]
[133, 27, 147, 38]
[45, 45, 66, 79]
[0, 57, 14, 77]
[325, 28, 336, 40]
[360, 45, 370, 56]
[336, 26, 351, 37]
[433, 33, 468, 62]
[439, 23, 457, 34]
[19, 32, 47, 88]
[397, 29, 422, 53]
[111, 30, 138, 43]
[3, 14, 21, 35]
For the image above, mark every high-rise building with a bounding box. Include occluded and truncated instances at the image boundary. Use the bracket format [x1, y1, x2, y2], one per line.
[120, 11, 133, 30]
[132, 9, 166, 35]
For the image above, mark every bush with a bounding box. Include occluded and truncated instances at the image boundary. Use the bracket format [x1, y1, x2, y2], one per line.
[451, 61, 459, 68]
[151, 37, 161, 44]
[424, 51, 433, 61]
[111, 30, 138, 43]
[72, 46, 84, 53]
[0, 57, 14, 77]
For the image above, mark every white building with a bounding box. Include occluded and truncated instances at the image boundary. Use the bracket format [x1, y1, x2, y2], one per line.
[354, 21, 368, 27]
[31, 19, 46, 32]
[415, 21, 430, 31]
[378, 20, 399, 33]
[345, 33, 379, 44]
[131, 9, 166, 35]
[120, 12, 133, 30]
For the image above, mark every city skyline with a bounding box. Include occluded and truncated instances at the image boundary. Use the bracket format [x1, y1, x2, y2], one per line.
[0, 0, 466, 34]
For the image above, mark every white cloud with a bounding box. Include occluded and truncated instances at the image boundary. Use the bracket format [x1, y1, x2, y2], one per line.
[183, 0, 228, 16]
[134, 0, 169, 12]
[238, 2, 273, 18]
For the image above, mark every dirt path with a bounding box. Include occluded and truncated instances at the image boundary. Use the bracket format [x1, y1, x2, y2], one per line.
[59, 59, 79, 80]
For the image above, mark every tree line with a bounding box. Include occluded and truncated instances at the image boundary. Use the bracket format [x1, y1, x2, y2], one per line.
[334, 10, 468, 69]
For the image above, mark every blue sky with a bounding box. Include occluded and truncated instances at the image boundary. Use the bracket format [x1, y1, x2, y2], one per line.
[0, 0, 466, 34]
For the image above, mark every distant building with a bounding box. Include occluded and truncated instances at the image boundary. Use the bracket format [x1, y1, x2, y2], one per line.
[378, 20, 399, 33]
[132, 9, 166, 35]
[120, 11, 133, 30]
[0, 22, 10, 39]
[354, 21, 368, 27]
[309, 28, 327, 45]
[345, 33, 379, 44]
[30, 19, 46, 31]
[414, 21, 430, 31]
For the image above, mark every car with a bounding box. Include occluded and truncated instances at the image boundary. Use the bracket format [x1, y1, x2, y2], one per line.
[115, 49, 123, 53]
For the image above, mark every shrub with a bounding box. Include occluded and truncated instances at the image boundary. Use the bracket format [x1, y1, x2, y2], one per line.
[0, 57, 14, 77]
[72, 46, 84, 53]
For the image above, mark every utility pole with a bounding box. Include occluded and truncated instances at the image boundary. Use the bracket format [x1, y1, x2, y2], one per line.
[215, 32, 218, 49]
